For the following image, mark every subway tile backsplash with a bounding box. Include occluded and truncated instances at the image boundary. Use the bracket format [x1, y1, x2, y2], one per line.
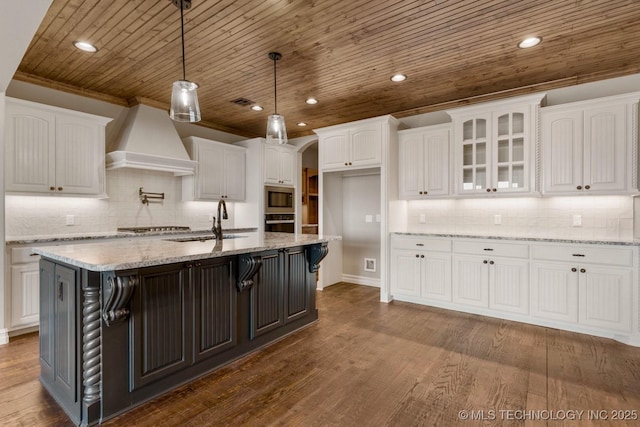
[406, 196, 635, 241]
[5, 169, 231, 237]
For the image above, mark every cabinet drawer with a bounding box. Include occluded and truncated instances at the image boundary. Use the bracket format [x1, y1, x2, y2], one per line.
[11, 247, 41, 264]
[391, 235, 451, 252]
[453, 240, 529, 258]
[531, 244, 634, 267]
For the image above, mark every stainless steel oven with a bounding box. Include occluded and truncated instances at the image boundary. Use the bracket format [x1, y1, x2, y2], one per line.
[265, 213, 295, 233]
[265, 185, 294, 213]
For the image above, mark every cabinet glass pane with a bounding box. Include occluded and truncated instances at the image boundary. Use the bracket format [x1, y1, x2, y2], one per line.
[498, 114, 509, 136]
[463, 120, 473, 140]
[512, 137, 524, 162]
[498, 140, 509, 163]
[513, 113, 524, 134]
[497, 166, 510, 188]
[476, 119, 486, 139]
[463, 144, 473, 166]
[463, 168, 474, 190]
[476, 167, 486, 189]
[512, 165, 524, 188]
[476, 142, 486, 164]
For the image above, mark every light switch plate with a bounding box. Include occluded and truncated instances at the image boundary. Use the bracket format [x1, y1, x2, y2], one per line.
[419, 213, 426, 224]
[66, 215, 75, 226]
[572, 214, 582, 227]
[365, 214, 373, 223]
[494, 214, 502, 225]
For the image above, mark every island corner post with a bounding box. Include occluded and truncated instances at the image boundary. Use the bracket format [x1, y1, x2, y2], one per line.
[38, 241, 329, 426]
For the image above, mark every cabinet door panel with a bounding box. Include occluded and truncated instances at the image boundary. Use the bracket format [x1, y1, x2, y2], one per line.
[421, 252, 452, 301]
[251, 251, 284, 338]
[350, 125, 381, 166]
[197, 143, 225, 199]
[5, 107, 56, 192]
[391, 249, 422, 297]
[131, 265, 190, 389]
[541, 110, 583, 193]
[320, 133, 349, 169]
[491, 109, 530, 193]
[264, 145, 282, 183]
[583, 104, 627, 191]
[11, 263, 40, 327]
[579, 266, 632, 332]
[55, 116, 102, 194]
[284, 248, 310, 321]
[194, 259, 237, 361]
[398, 133, 424, 198]
[54, 265, 77, 403]
[452, 256, 489, 307]
[278, 149, 295, 185]
[39, 260, 56, 380]
[489, 259, 528, 315]
[531, 263, 578, 323]
[424, 129, 450, 196]
[223, 148, 246, 200]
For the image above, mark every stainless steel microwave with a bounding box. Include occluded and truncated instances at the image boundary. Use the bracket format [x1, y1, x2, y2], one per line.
[265, 185, 294, 213]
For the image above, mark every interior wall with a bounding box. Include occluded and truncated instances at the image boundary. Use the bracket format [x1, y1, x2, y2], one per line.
[0, 92, 6, 340]
[342, 173, 381, 282]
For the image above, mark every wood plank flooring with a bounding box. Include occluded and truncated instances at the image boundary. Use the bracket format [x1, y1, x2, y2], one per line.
[1, 282, 640, 426]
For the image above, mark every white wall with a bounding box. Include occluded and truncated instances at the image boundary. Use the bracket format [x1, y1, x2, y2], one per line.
[405, 196, 634, 241]
[342, 174, 381, 282]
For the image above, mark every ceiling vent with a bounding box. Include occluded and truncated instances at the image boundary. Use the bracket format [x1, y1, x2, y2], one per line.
[231, 97, 255, 107]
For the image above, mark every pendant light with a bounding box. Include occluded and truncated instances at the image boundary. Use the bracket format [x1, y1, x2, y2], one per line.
[266, 52, 288, 145]
[170, 0, 201, 122]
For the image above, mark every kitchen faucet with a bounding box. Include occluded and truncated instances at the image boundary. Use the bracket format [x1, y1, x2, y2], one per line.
[212, 199, 228, 241]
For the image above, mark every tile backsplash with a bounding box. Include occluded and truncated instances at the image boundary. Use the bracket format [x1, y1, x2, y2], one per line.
[406, 196, 635, 240]
[5, 168, 233, 238]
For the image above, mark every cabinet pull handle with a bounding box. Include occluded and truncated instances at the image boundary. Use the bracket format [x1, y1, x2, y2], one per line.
[577, 185, 582, 190]
[415, 254, 420, 258]
[483, 248, 494, 251]
[416, 243, 424, 247]
[580, 268, 586, 273]
[571, 267, 577, 272]
[572, 253, 585, 257]
[483, 260, 488, 264]
[195, 262, 202, 267]
[58, 282, 63, 301]
[185, 263, 193, 268]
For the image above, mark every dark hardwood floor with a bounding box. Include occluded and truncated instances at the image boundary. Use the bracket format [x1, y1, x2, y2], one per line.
[1, 282, 640, 426]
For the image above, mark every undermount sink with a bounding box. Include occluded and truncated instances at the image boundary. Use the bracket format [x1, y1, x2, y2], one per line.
[163, 235, 245, 242]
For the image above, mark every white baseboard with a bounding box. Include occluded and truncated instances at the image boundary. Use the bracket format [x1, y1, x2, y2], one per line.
[341, 274, 380, 288]
[0, 328, 9, 345]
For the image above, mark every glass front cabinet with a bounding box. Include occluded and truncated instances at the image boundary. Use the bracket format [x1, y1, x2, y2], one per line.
[449, 94, 545, 196]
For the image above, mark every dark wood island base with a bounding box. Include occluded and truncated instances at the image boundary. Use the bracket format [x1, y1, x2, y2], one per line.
[38, 242, 329, 426]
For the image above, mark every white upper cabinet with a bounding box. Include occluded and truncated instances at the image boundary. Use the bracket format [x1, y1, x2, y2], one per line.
[316, 116, 398, 171]
[182, 136, 246, 201]
[264, 144, 295, 186]
[398, 124, 451, 199]
[541, 93, 640, 195]
[447, 94, 544, 196]
[5, 98, 111, 196]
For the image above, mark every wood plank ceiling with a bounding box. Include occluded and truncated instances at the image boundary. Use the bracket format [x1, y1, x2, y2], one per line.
[15, 0, 640, 138]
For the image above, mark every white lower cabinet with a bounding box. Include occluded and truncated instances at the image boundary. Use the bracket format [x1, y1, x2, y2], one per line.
[7, 246, 42, 331]
[390, 234, 640, 346]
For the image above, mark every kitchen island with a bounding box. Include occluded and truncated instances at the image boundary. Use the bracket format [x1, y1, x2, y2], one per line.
[33, 232, 336, 426]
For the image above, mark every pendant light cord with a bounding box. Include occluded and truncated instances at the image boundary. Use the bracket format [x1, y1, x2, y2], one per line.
[180, 0, 186, 81]
[273, 56, 278, 114]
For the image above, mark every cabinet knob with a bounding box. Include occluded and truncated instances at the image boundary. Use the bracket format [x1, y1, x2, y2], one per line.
[349, 162, 352, 165]
[50, 186, 55, 191]
[58, 186, 63, 191]
[415, 254, 420, 258]
[577, 185, 582, 190]
[489, 260, 494, 265]
[195, 262, 202, 267]
[571, 267, 577, 272]
[345, 162, 348, 166]
[419, 191, 423, 195]
[580, 268, 586, 273]
[492, 188, 497, 192]
[483, 260, 488, 264]
[585, 185, 590, 190]
[486, 188, 491, 193]
[420, 255, 424, 258]
[424, 190, 428, 195]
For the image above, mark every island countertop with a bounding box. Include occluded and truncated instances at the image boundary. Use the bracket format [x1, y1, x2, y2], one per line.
[32, 232, 340, 272]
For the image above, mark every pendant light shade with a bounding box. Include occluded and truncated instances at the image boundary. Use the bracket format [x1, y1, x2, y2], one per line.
[169, 0, 201, 123]
[266, 52, 288, 145]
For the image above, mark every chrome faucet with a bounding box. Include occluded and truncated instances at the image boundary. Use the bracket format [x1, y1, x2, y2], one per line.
[212, 199, 228, 241]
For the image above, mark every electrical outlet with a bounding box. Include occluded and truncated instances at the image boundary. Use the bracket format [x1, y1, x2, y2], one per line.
[365, 214, 373, 223]
[494, 214, 502, 225]
[66, 215, 75, 226]
[572, 214, 582, 227]
[208, 213, 214, 221]
[375, 214, 381, 223]
[419, 213, 427, 224]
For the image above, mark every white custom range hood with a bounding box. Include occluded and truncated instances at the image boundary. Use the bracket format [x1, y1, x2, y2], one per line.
[106, 104, 196, 176]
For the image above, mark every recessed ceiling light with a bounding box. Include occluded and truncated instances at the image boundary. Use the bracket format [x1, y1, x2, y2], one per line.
[297, 122, 307, 127]
[518, 36, 542, 49]
[390, 74, 407, 82]
[251, 105, 264, 111]
[73, 41, 98, 53]
[305, 98, 318, 105]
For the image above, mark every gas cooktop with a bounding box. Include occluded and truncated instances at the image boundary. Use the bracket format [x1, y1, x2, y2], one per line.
[117, 226, 191, 234]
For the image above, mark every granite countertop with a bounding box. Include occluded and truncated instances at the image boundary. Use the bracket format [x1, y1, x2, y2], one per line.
[393, 231, 640, 246]
[32, 232, 341, 272]
[5, 228, 257, 245]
